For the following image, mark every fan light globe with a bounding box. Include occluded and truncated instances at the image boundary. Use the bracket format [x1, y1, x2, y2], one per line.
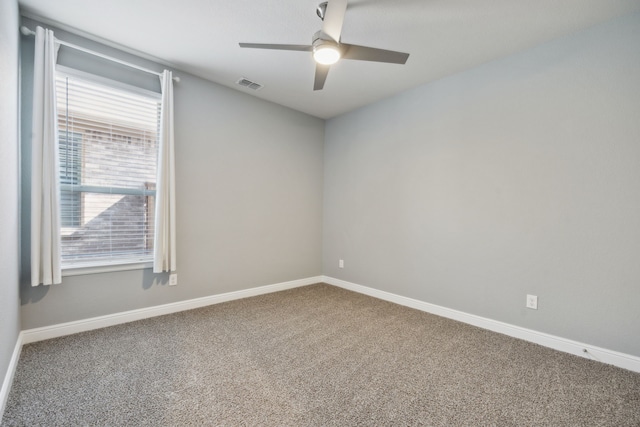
[313, 45, 341, 65]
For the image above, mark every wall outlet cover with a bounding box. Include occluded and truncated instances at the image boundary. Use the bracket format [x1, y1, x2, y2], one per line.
[169, 274, 178, 286]
[526, 294, 538, 310]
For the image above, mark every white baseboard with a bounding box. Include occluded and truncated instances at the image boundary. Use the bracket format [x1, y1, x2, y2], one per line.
[322, 276, 640, 373]
[0, 332, 23, 420]
[15, 274, 640, 373]
[22, 276, 323, 345]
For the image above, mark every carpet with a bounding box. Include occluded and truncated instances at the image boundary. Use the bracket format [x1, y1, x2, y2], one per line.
[3, 283, 639, 426]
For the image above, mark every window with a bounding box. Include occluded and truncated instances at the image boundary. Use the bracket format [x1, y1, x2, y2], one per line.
[56, 72, 161, 269]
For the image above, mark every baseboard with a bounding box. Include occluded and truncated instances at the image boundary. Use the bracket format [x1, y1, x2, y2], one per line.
[0, 332, 23, 420]
[322, 276, 640, 373]
[22, 276, 323, 345]
[17, 274, 640, 373]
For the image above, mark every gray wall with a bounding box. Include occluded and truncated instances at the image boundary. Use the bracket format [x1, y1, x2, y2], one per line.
[17, 11, 640, 360]
[323, 12, 640, 357]
[0, 0, 21, 389]
[20, 19, 324, 329]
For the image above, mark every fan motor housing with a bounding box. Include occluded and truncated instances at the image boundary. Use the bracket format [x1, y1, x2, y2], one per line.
[312, 30, 339, 47]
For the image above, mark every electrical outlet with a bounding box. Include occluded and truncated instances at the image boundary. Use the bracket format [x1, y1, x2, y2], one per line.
[339, 259, 344, 268]
[169, 274, 178, 286]
[526, 294, 538, 310]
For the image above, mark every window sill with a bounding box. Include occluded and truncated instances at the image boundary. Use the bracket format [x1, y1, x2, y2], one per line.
[62, 260, 153, 277]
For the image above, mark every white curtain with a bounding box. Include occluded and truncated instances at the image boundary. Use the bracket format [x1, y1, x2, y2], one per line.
[31, 26, 61, 286]
[153, 70, 177, 273]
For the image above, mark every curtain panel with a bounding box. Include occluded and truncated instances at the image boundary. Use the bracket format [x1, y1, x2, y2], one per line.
[153, 70, 177, 273]
[31, 26, 62, 286]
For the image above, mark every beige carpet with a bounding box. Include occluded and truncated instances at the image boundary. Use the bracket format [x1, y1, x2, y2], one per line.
[3, 283, 640, 426]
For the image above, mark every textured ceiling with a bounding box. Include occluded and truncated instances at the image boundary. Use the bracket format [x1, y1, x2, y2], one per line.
[18, 0, 640, 119]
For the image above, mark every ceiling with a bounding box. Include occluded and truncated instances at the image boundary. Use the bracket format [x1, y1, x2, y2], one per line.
[19, 0, 640, 119]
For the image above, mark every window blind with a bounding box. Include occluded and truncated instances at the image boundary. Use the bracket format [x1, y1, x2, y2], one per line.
[56, 73, 161, 267]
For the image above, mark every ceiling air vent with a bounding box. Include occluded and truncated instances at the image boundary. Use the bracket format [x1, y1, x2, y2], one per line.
[236, 77, 263, 91]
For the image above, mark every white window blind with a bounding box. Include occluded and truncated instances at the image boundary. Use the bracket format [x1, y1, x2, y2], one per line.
[56, 73, 161, 268]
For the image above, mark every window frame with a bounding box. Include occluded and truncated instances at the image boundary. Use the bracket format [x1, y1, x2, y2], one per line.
[56, 66, 162, 276]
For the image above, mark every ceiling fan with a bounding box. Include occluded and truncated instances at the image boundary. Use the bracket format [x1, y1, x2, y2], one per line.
[239, 0, 410, 91]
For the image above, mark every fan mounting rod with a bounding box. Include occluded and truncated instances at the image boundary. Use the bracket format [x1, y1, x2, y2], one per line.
[316, 2, 328, 20]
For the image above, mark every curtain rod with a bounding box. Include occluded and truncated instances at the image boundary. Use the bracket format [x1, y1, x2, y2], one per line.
[20, 26, 180, 82]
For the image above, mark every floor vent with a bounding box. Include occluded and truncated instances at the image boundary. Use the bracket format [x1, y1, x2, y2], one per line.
[236, 77, 263, 91]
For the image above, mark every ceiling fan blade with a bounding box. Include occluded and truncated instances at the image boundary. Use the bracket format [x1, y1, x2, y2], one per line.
[342, 44, 410, 64]
[314, 64, 330, 91]
[322, 0, 348, 42]
[239, 43, 313, 52]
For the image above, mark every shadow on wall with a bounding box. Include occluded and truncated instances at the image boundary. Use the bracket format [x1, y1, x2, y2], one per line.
[19, 279, 49, 305]
[20, 266, 171, 307]
[142, 269, 170, 290]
